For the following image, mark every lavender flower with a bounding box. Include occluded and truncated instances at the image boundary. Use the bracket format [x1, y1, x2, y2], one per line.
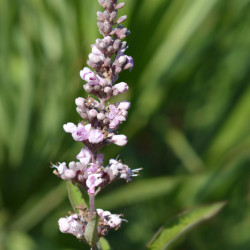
[51, 0, 142, 247]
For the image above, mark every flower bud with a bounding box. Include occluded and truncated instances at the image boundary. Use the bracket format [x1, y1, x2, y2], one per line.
[88, 109, 98, 118]
[76, 147, 93, 165]
[88, 129, 104, 144]
[111, 134, 127, 146]
[97, 113, 106, 120]
[118, 101, 130, 110]
[75, 97, 85, 107]
[104, 86, 112, 94]
[117, 15, 127, 24]
[63, 122, 76, 133]
[112, 82, 129, 94]
[58, 218, 70, 233]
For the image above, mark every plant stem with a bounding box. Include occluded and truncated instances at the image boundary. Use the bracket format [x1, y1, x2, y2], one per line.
[89, 193, 95, 217]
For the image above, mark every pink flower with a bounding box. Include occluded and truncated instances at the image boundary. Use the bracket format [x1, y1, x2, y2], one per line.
[58, 214, 86, 239]
[118, 101, 130, 110]
[63, 122, 76, 133]
[75, 97, 85, 107]
[126, 55, 134, 71]
[112, 82, 129, 95]
[80, 67, 99, 85]
[86, 173, 103, 194]
[88, 129, 104, 144]
[109, 119, 120, 129]
[96, 209, 124, 228]
[76, 147, 93, 165]
[52, 162, 77, 180]
[72, 123, 90, 141]
[108, 105, 119, 120]
[111, 134, 127, 146]
[86, 163, 99, 174]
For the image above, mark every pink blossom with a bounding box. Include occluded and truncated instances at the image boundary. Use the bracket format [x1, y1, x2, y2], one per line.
[126, 55, 134, 71]
[72, 123, 90, 141]
[86, 173, 103, 194]
[88, 129, 104, 144]
[80, 67, 99, 85]
[111, 134, 127, 146]
[76, 147, 93, 165]
[118, 101, 130, 110]
[58, 214, 86, 239]
[108, 105, 119, 120]
[52, 162, 77, 181]
[96, 209, 123, 228]
[109, 119, 120, 129]
[86, 163, 99, 174]
[63, 122, 76, 133]
[75, 97, 85, 107]
[112, 82, 129, 94]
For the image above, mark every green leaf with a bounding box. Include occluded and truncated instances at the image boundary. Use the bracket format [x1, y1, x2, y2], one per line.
[66, 181, 88, 210]
[98, 237, 111, 250]
[84, 213, 99, 247]
[147, 202, 226, 250]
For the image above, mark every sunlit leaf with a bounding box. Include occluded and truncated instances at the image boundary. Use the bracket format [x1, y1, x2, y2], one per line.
[84, 213, 99, 247]
[98, 237, 111, 250]
[147, 202, 226, 250]
[67, 181, 88, 210]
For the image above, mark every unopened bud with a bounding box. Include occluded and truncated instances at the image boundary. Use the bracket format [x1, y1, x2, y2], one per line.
[94, 85, 101, 91]
[83, 84, 93, 92]
[89, 109, 98, 118]
[116, 2, 125, 10]
[104, 86, 112, 94]
[118, 56, 127, 65]
[97, 113, 106, 120]
[75, 97, 85, 107]
[117, 15, 127, 24]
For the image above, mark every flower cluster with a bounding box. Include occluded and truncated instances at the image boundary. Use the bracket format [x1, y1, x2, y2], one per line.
[53, 151, 140, 194]
[52, 0, 141, 247]
[58, 208, 126, 240]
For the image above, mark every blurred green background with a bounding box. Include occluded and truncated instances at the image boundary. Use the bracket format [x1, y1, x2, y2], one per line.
[1, 0, 250, 249]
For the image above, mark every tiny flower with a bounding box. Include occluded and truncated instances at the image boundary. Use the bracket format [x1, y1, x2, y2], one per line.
[88, 129, 104, 144]
[86, 173, 103, 193]
[88, 109, 98, 118]
[76, 147, 93, 165]
[58, 218, 70, 233]
[126, 55, 134, 71]
[63, 122, 76, 133]
[75, 97, 85, 107]
[72, 123, 90, 141]
[108, 105, 119, 120]
[97, 209, 124, 228]
[64, 169, 76, 179]
[109, 119, 120, 129]
[118, 101, 130, 110]
[80, 67, 99, 85]
[112, 82, 129, 95]
[58, 214, 86, 239]
[111, 134, 127, 146]
[86, 163, 100, 174]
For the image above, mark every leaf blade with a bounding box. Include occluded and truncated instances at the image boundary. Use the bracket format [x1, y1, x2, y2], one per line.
[66, 181, 88, 210]
[84, 213, 99, 247]
[147, 202, 226, 250]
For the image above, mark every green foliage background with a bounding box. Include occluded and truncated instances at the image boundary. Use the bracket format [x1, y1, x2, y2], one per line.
[0, 0, 250, 249]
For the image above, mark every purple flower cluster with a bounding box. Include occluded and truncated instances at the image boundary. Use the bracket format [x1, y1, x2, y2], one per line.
[58, 209, 125, 239]
[53, 148, 140, 194]
[52, 0, 142, 245]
